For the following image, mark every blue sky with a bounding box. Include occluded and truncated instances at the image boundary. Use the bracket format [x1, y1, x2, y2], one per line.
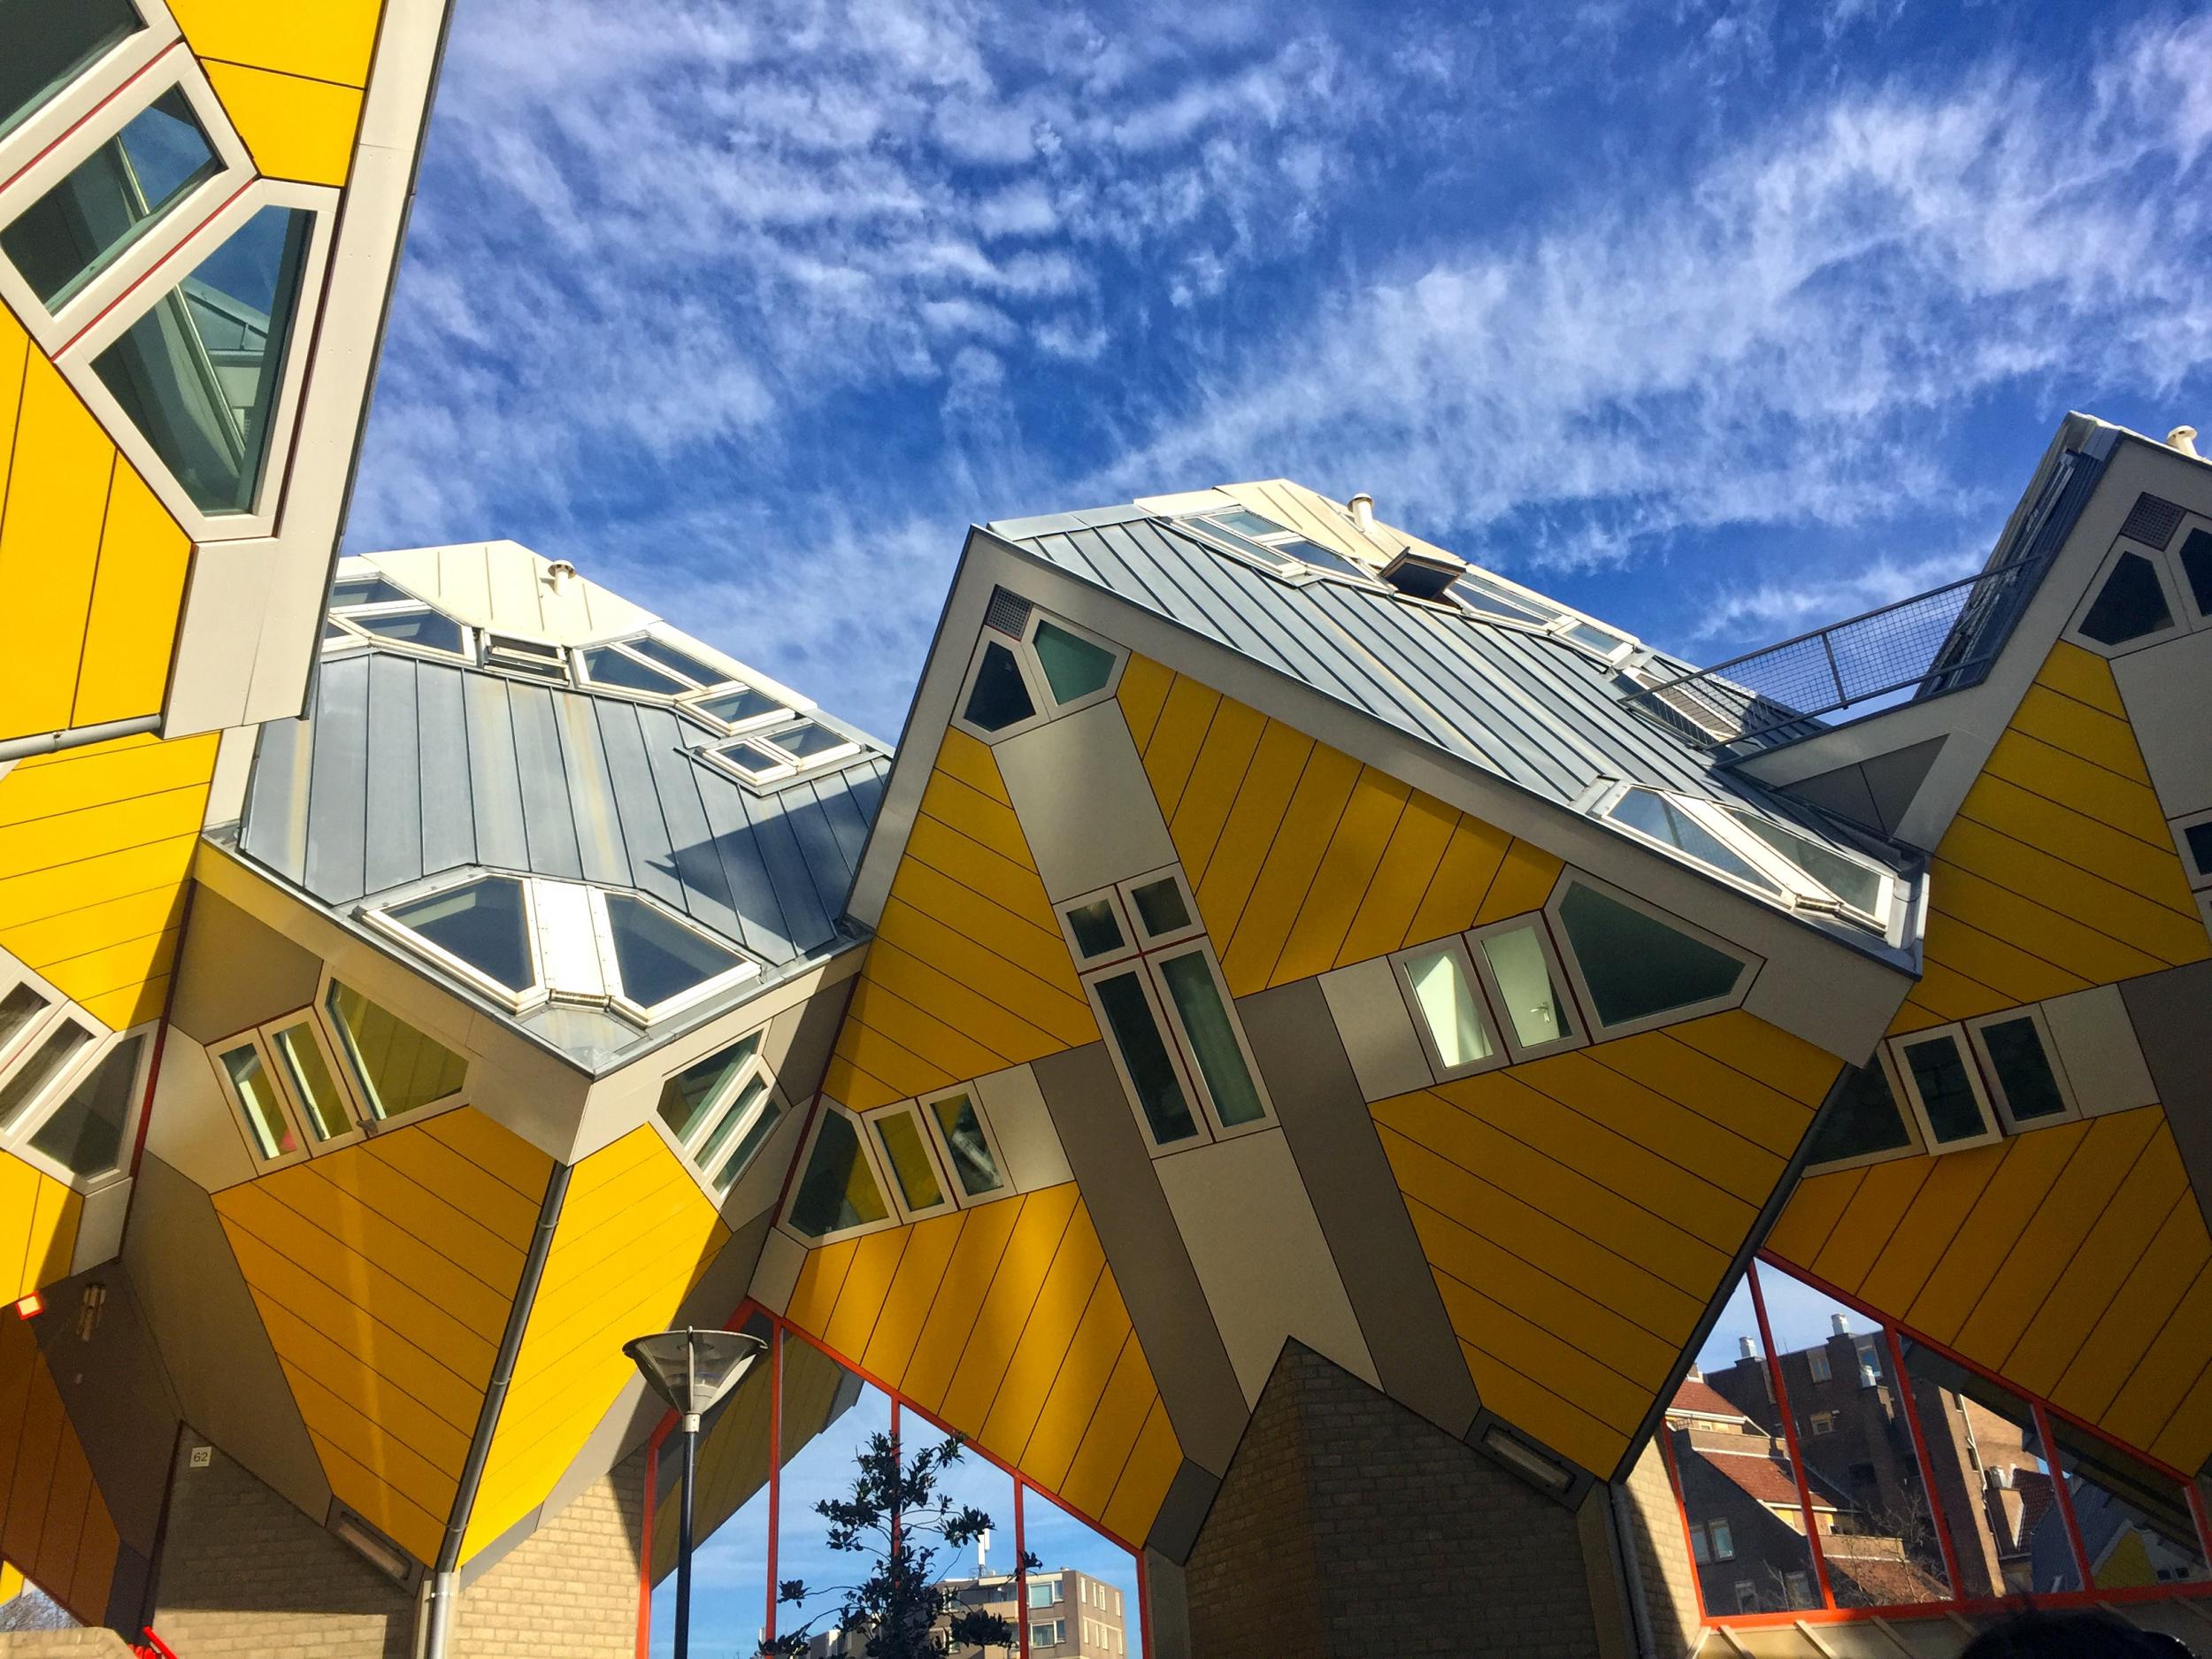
[348, 0, 2212, 742]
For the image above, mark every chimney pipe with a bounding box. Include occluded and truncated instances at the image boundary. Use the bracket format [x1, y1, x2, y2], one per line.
[1831, 1312, 1850, 1336]
[546, 559, 577, 593]
[1739, 1336, 1758, 1360]
[1348, 492, 1375, 533]
[2169, 425, 2200, 458]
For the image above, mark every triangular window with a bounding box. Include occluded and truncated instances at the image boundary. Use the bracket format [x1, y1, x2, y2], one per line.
[2077, 550, 2175, 647]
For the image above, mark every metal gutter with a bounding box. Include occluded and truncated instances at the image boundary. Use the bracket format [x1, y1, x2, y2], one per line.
[0, 714, 162, 763]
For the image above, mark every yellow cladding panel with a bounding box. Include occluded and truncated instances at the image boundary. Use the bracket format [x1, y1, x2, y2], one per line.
[0, 1152, 82, 1302]
[71, 464, 192, 729]
[463, 1125, 728, 1560]
[782, 1187, 1180, 1544]
[203, 61, 363, 187]
[0, 355, 112, 741]
[1371, 1009, 1829, 1474]
[1765, 1107, 2212, 1472]
[168, 0, 386, 86]
[0, 1318, 119, 1624]
[826, 745, 1094, 1110]
[215, 1110, 552, 1565]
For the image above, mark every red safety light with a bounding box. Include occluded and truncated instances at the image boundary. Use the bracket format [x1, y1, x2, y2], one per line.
[12, 1292, 42, 1320]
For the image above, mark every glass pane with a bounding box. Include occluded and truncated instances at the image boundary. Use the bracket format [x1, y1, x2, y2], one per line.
[92, 204, 312, 514]
[1094, 971, 1198, 1144]
[1565, 620, 1625, 654]
[696, 685, 782, 726]
[1556, 883, 1743, 1030]
[355, 608, 465, 655]
[787, 1111, 889, 1236]
[929, 1093, 1004, 1198]
[220, 1041, 296, 1159]
[1033, 620, 1116, 703]
[1158, 952, 1264, 1127]
[1402, 946, 1495, 1071]
[1480, 923, 1578, 1048]
[0, 982, 51, 1052]
[388, 876, 534, 993]
[963, 641, 1035, 732]
[0, 0, 140, 142]
[2187, 821, 2212, 880]
[325, 980, 466, 1120]
[1609, 789, 1781, 894]
[624, 634, 728, 687]
[1128, 878, 1189, 939]
[1064, 898, 1125, 959]
[709, 1084, 780, 1193]
[580, 645, 687, 695]
[28, 1033, 142, 1177]
[2078, 552, 2173, 646]
[1022, 1487, 1145, 1658]
[651, 1313, 772, 1652]
[329, 575, 413, 608]
[2052, 1418, 2208, 1591]
[1724, 809, 1886, 916]
[717, 739, 782, 777]
[604, 894, 745, 1010]
[0, 1023, 92, 1129]
[1451, 572, 1553, 624]
[4, 88, 219, 308]
[1664, 1415, 1824, 1613]
[656, 1033, 762, 1142]
[1899, 1034, 1986, 1145]
[772, 1355, 891, 1645]
[2181, 528, 2212, 617]
[770, 719, 847, 759]
[872, 1110, 944, 1212]
[271, 1022, 349, 1141]
[1276, 537, 1365, 578]
[1978, 1017, 2068, 1124]
[1802, 1061, 1916, 1166]
[1210, 509, 1287, 538]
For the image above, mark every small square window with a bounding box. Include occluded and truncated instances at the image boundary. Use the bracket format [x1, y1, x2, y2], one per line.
[925, 1090, 1006, 1200]
[1810, 1410, 1835, 1435]
[695, 685, 786, 728]
[1468, 918, 1583, 1059]
[1129, 877, 1191, 939]
[1709, 1518, 1734, 1561]
[868, 1105, 949, 1220]
[1889, 1025, 1999, 1150]
[1807, 1348, 1832, 1383]
[1063, 897, 1127, 961]
[1968, 1008, 2078, 1131]
[1733, 1581, 1758, 1613]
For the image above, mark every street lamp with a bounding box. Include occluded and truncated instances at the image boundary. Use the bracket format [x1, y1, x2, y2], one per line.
[626, 1327, 767, 1659]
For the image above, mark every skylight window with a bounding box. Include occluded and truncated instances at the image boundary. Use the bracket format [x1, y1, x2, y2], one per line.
[626, 635, 734, 688]
[482, 634, 567, 681]
[1594, 784, 1897, 932]
[385, 876, 534, 996]
[326, 576, 473, 662]
[695, 685, 786, 727]
[1181, 511, 1376, 584]
[603, 893, 749, 1010]
[580, 644, 690, 695]
[705, 718, 862, 788]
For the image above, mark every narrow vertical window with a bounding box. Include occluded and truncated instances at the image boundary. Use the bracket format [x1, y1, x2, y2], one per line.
[787, 1110, 890, 1238]
[1892, 1027, 1996, 1148]
[1477, 922, 1578, 1051]
[0, 1022, 93, 1128]
[928, 1092, 1005, 1197]
[268, 1019, 351, 1142]
[872, 1109, 946, 1215]
[1396, 942, 1498, 1075]
[1094, 971, 1199, 1145]
[1158, 951, 1265, 1126]
[219, 1041, 296, 1161]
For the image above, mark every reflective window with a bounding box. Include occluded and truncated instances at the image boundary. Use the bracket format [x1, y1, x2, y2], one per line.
[1721, 807, 1886, 918]
[330, 575, 414, 608]
[787, 1110, 889, 1237]
[1399, 943, 1497, 1073]
[696, 685, 784, 726]
[872, 1108, 945, 1214]
[626, 635, 729, 687]
[28, 1033, 142, 1177]
[2180, 529, 2212, 617]
[0, 0, 141, 141]
[269, 1019, 349, 1141]
[2052, 1418, 2208, 1591]
[1802, 1059, 1917, 1169]
[1158, 951, 1264, 1126]
[1609, 788, 1782, 894]
[702, 1079, 779, 1192]
[93, 204, 313, 513]
[1894, 1029, 1993, 1147]
[0, 983, 50, 1056]
[928, 1093, 1003, 1198]
[1476, 922, 1577, 1049]
[1128, 877, 1191, 939]
[386, 876, 534, 995]
[963, 641, 1035, 732]
[771, 719, 846, 759]
[219, 1040, 296, 1160]
[604, 893, 747, 1009]
[1033, 620, 1116, 703]
[4, 88, 220, 308]
[657, 1033, 763, 1142]
[353, 608, 465, 655]
[1064, 898, 1125, 960]
[2078, 552, 2173, 646]
[1210, 509, 1286, 539]
[0, 1022, 92, 1128]
[580, 645, 689, 695]
[325, 980, 466, 1120]
[1973, 1013, 2070, 1126]
[1555, 882, 1746, 1030]
[1094, 971, 1198, 1145]
[1451, 571, 1554, 625]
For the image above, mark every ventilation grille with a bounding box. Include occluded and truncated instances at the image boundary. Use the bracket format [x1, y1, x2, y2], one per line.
[985, 588, 1033, 638]
[2121, 492, 2185, 550]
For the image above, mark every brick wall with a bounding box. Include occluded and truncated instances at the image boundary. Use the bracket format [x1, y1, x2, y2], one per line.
[0, 1633, 135, 1656]
[1187, 1343, 1601, 1659]
[151, 1441, 412, 1658]
[450, 1446, 647, 1658]
[1616, 1441, 1701, 1659]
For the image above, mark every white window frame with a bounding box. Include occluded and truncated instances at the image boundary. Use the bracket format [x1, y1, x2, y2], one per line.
[365, 872, 549, 1015]
[950, 603, 1126, 746]
[600, 887, 761, 1023]
[0, 2, 180, 185]
[55, 173, 339, 542]
[1802, 1048, 1928, 1177]
[312, 966, 470, 1129]
[0, 962, 68, 1079]
[0, 1017, 154, 1192]
[1964, 1005, 2081, 1133]
[683, 680, 795, 736]
[0, 46, 253, 352]
[860, 1101, 956, 1224]
[1709, 1518, 1735, 1562]
[1147, 939, 1275, 1142]
[2064, 538, 2192, 660]
[2173, 518, 2212, 628]
[259, 1008, 370, 1151]
[573, 638, 701, 700]
[1807, 1348, 1832, 1384]
[779, 1101, 899, 1246]
[916, 1083, 1011, 1205]
[659, 1033, 783, 1198]
[1464, 914, 1587, 1063]
[207, 1025, 313, 1171]
[1386, 937, 1509, 1083]
[480, 631, 569, 683]
[328, 601, 477, 664]
[1545, 873, 1757, 1042]
[1886, 1023, 2001, 1153]
[1178, 510, 1383, 590]
[2170, 809, 2212, 894]
[1733, 1581, 1758, 1613]
[701, 718, 864, 791]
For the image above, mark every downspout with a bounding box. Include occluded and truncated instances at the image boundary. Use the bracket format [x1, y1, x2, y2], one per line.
[0, 714, 162, 764]
[419, 1160, 571, 1658]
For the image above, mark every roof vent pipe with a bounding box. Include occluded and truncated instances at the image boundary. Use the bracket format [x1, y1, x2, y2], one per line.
[1831, 1312, 1850, 1335]
[546, 559, 577, 592]
[1739, 1336, 1758, 1360]
[2169, 426, 2200, 458]
[1348, 492, 1376, 533]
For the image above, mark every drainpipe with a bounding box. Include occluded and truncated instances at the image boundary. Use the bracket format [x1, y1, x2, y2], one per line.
[418, 1161, 571, 1657]
[0, 713, 161, 764]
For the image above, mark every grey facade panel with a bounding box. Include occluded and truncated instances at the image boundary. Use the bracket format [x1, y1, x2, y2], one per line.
[551, 687, 629, 887]
[240, 717, 309, 886]
[592, 697, 687, 910]
[640, 709, 741, 934]
[463, 670, 530, 873]
[747, 784, 835, 952]
[510, 681, 585, 881]
[415, 664, 476, 876]
[695, 772, 796, 963]
[303, 653, 370, 902]
[2120, 961, 2212, 1236]
[362, 653, 424, 896]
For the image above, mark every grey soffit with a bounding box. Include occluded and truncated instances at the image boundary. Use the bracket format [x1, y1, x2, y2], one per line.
[238, 649, 890, 972]
[999, 514, 1903, 864]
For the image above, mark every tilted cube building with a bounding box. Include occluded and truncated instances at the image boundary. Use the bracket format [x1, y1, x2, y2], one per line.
[1, 6, 2210, 1656]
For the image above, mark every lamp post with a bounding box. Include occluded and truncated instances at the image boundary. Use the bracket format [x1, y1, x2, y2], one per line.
[626, 1327, 767, 1659]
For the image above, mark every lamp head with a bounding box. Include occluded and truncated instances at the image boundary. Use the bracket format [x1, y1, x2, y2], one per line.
[624, 1327, 766, 1425]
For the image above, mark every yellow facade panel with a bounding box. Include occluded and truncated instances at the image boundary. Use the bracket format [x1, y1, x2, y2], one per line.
[1940, 821, 2208, 967]
[1332, 787, 1458, 967]
[872, 897, 1094, 1048]
[1513, 1049, 1783, 1204]
[1113, 653, 1173, 752]
[887, 858, 1077, 993]
[859, 1213, 966, 1387]
[903, 814, 1055, 919]
[71, 464, 191, 728]
[843, 979, 1006, 1092]
[1220, 741, 1360, 995]
[254, 1296, 475, 1458]
[820, 1227, 910, 1363]
[2101, 1263, 2212, 1461]
[2007, 682, 2151, 785]
[1855, 1141, 2006, 1317]
[822, 1051, 899, 1115]
[1454, 1340, 1625, 1477]
[862, 941, 1067, 1067]
[2047, 1197, 2208, 1426]
[1192, 721, 1312, 947]
[1141, 675, 1222, 822]
[1432, 1271, 1651, 1437]
[1981, 730, 2170, 846]
[1471, 839, 1563, 925]
[0, 313, 25, 494]
[2, 1152, 82, 1302]
[2148, 1363, 2212, 1476]
[419, 1107, 555, 1202]
[268, 1167, 517, 1343]
[0, 836, 194, 935]
[283, 1363, 453, 1558]
[168, 0, 386, 85]
[1018, 1274, 1134, 1492]
[930, 729, 1011, 805]
[1900, 1122, 2086, 1345]
[0, 358, 113, 741]
[977, 1202, 1107, 1462]
[1958, 774, 2188, 902]
[0, 1321, 119, 1626]
[1927, 860, 2171, 987]
[1601, 1018, 1832, 1148]
[1056, 1337, 1157, 1525]
[785, 1238, 859, 1338]
[887, 1195, 1024, 1416]
[1762, 1167, 1860, 1269]
[1271, 767, 1411, 985]
[936, 1185, 1080, 1436]
[308, 1145, 530, 1294]
[1398, 813, 1514, 948]
[307, 1425, 443, 1563]
[1810, 1157, 1933, 1294]
[916, 771, 1036, 872]
[1918, 912, 2086, 1013]
[2032, 640, 2126, 714]
[1098, 1398, 1180, 1548]
[1166, 696, 1267, 886]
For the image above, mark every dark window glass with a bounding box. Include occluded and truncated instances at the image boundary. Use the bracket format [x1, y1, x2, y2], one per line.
[1803, 1060, 1916, 1165]
[1276, 537, 1365, 578]
[963, 641, 1035, 731]
[580, 645, 687, 695]
[1451, 572, 1554, 624]
[624, 634, 728, 687]
[2179, 529, 2212, 617]
[1901, 1033, 1985, 1143]
[929, 1093, 1003, 1197]
[1129, 878, 1190, 938]
[2078, 552, 2173, 645]
[92, 204, 312, 513]
[1555, 882, 1744, 1027]
[710, 1085, 781, 1191]
[325, 981, 465, 1119]
[1094, 971, 1197, 1144]
[697, 686, 780, 726]
[0, 1023, 92, 1130]
[718, 741, 783, 777]
[1159, 953, 1264, 1126]
[772, 719, 847, 759]
[1209, 509, 1287, 538]
[357, 609, 465, 655]
[0, 0, 140, 141]
[388, 877, 534, 993]
[604, 894, 744, 1009]
[1978, 1016, 2067, 1122]
[1033, 620, 1116, 703]
[1064, 898, 1124, 958]
[787, 1111, 887, 1237]
[4, 88, 220, 308]
[330, 576, 413, 608]
[2051, 1415, 2209, 1590]
[0, 983, 51, 1051]
[656, 1033, 763, 1141]
[2186, 821, 2212, 879]
[28, 1033, 142, 1177]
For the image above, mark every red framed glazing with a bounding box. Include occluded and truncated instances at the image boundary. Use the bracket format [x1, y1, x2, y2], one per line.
[634, 1300, 1152, 1657]
[1660, 1253, 2212, 1632]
